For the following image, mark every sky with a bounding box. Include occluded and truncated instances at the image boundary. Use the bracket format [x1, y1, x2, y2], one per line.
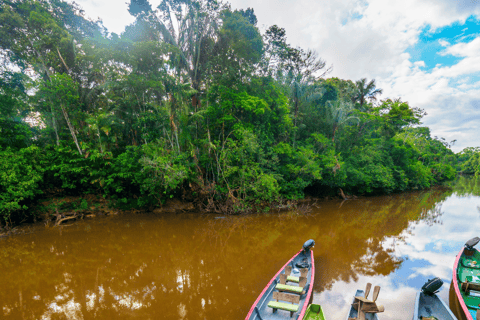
[72, 0, 480, 152]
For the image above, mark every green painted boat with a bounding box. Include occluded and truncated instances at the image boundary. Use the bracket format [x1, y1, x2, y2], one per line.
[452, 237, 480, 320]
[302, 304, 326, 320]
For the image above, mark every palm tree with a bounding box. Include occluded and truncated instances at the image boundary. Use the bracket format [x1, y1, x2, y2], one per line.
[326, 100, 359, 142]
[282, 73, 323, 146]
[352, 78, 383, 110]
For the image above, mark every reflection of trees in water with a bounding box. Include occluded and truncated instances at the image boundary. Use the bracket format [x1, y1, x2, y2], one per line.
[417, 202, 444, 226]
[452, 175, 480, 197]
[311, 188, 450, 292]
[0, 187, 451, 319]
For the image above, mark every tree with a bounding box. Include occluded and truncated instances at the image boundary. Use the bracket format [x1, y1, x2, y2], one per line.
[37, 74, 83, 154]
[352, 78, 383, 110]
[128, 0, 224, 109]
[0, 70, 32, 150]
[374, 99, 425, 137]
[236, 7, 257, 26]
[457, 147, 480, 175]
[325, 100, 359, 143]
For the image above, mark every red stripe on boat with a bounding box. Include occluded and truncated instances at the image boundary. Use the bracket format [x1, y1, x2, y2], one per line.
[453, 246, 473, 320]
[297, 249, 315, 319]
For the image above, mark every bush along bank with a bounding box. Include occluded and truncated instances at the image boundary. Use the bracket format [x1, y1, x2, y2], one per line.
[1, 124, 457, 227]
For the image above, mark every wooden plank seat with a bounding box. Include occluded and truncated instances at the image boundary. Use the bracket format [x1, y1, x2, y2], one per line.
[276, 284, 303, 294]
[284, 266, 308, 283]
[268, 291, 300, 317]
[276, 274, 307, 294]
[461, 276, 480, 294]
[350, 284, 384, 320]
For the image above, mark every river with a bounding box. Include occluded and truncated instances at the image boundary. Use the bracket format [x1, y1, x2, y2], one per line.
[1, 176, 479, 319]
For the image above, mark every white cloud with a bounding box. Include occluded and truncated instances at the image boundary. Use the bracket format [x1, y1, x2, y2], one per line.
[439, 39, 450, 47]
[70, 0, 135, 35]
[377, 35, 480, 151]
[443, 36, 480, 57]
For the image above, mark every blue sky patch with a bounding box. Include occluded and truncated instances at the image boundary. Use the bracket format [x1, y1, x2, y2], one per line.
[407, 15, 480, 71]
[387, 258, 433, 289]
[341, 11, 364, 26]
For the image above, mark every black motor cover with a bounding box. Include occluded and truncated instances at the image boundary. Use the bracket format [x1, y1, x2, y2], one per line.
[465, 237, 480, 250]
[421, 277, 443, 295]
[303, 239, 315, 252]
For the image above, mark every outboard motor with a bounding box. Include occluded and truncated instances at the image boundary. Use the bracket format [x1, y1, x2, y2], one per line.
[303, 239, 315, 252]
[465, 237, 480, 256]
[421, 277, 443, 295]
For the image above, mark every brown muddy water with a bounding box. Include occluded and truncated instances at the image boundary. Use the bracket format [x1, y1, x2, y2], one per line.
[1, 176, 480, 319]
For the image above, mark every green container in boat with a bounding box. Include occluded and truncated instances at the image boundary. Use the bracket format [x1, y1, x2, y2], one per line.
[303, 304, 326, 320]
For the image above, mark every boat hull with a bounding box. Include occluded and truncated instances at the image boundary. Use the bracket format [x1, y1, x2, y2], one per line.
[245, 249, 315, 320]
[303, 304, 325, 320]
[451, 246, 480, 320]
[450, 282, 469, 320]
[412, 291, 457, 320]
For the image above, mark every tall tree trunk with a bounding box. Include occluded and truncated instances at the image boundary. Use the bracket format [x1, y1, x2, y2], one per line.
[332, 125, 338, 142]
[293, 97, 298, 147]
[50, 104, 60, 146]
[60, 103, 82, 155]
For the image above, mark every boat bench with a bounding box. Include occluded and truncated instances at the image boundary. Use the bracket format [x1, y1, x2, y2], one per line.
[461, 278, 480, 294]
[276, 274, 307, 294]
[285, 266, 308, 283]
[349, 283, 384, 320]
[268, 291, 300, 317]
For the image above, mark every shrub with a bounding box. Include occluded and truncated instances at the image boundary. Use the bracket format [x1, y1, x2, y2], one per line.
[0, 146, 44, 224]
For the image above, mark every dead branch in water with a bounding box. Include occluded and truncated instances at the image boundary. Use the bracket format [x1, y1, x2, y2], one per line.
[55, 213, 82, 226]
[338, 188, 358, 201]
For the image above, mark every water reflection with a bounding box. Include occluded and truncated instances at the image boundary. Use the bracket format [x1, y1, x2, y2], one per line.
[317, 177, 480, 320]
[0, 177, 479, 319]
[450, 175, 480, 197]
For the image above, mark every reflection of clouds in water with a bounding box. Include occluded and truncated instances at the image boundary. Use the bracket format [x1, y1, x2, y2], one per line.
[392, 195, 480, 279]
[318, 194, 480, 319]
[44, 299, 82, 320]
[316, 277, 417, 320]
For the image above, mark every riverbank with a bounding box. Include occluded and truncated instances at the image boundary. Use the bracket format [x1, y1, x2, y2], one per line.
[1, 179, 457, 236]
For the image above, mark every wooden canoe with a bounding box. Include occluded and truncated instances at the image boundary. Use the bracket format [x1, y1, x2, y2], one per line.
[413, 291, 457, 320]
[413, 277, 457, 320]
[245, 240, 315, 320]
[302, 304, 326, 320]
[451, 237, 480, 320]
[346, 290, 379, 320]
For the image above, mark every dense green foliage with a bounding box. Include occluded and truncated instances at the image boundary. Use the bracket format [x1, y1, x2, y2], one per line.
[457, 147, 480, 176]
[0, 0, 462, 224]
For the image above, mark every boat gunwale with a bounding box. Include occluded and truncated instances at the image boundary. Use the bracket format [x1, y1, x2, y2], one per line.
[297, 249, 315, 319]
[245, 248, 314, 320]
[413, 291, 421, 319]
[453, 246, 473, 320]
